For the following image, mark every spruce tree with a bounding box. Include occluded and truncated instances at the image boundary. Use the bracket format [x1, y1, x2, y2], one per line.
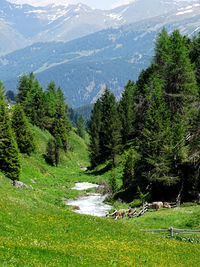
[44, 81, 58, 116]
[190, 33, 200, 88]
[183, 108, 200, 201]
[45, 138, 61, 167]
[119, 80, 135, 145]
[134, 64, 157, 141]
[17, 73, 34, 109]
[0, 81, 6, 100]
[76, 115, 86, 139]
[27, 79, 45, 128]
[17, 73, 45, 128]
[109, 169, 117, 194]
[11, 104, 35, 155]
[43, 81, 58, 129]
[123, 148, 137, 189]
[88, 99, 102, 168]
[0, 100, 21, 181]
[44, 82, 71, 151]
[134, 74, 176, 199]
[154, 30, 199, 199]
[52, 117, 70, 152]
[99, 88, 122, 166]
[165, 30, 198, 116]
[154, 28, 171, 74]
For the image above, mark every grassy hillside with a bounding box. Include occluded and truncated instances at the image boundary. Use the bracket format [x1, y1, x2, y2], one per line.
[0, 126, 200, 266]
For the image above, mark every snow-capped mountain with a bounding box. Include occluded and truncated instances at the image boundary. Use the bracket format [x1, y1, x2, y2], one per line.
[0, 0, 198, 55]
[0, 2, 199, 107]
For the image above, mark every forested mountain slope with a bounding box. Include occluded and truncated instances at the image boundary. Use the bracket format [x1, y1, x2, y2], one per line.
[1, 3, 200, 107]
[0, 0, 196, 54]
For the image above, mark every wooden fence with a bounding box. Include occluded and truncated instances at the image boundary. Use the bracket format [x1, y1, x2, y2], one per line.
[140, 227, 200, 237]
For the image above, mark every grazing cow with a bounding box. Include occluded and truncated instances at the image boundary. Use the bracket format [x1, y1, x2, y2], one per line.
[163, 202, 171, 208]
[148, 201, 163, 210]
[115, 209, 127, 220]
[128, 207, 136, 218]
[109, 209, 127, 220]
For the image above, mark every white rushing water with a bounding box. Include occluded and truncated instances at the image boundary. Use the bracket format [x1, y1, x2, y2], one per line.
[71, 182, 99, 191]
[67, 182, 113, 217]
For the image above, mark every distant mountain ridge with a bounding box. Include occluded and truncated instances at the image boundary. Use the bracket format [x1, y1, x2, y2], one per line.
[0, 0, 198, 54]
[1, 2, 200, 107]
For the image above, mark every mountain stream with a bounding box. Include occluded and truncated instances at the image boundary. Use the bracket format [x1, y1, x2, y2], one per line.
[66, 182, 113, 217]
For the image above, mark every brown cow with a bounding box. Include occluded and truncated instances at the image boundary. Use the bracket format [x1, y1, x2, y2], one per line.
[163, 202, 171, 208]
[148, 201, 163, 210]
[128, 207, 136, 218]
[114, 209, 127, 220]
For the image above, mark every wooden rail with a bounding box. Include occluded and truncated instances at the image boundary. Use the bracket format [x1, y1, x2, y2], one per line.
[140, 227, 200, 237]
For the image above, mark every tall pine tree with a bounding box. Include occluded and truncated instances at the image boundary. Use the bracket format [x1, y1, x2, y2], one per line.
[76, 115, 86, 140]
[0, 100, 21, 181]
[190, 32, 200, 89]
[17, 73, 34, 110]
[88, 99, 102, 168]
[119, 80, 136, 146]
[99, 88, 122, 166]
[11, 104, 35, 155]
[134, 75, 176, 200]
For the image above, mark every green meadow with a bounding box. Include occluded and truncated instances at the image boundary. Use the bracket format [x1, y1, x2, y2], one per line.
[0, 126, 200, 266]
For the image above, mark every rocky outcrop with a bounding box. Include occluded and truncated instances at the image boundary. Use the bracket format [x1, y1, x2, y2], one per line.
[13, 180, 33, 189]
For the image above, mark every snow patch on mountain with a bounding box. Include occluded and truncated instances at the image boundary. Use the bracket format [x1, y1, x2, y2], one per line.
[112, 0, 136, 9]
[176, 3, 200, 16]
[176, 9, 192, 16]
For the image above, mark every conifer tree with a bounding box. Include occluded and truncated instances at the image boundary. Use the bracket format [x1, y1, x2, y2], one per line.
[133, 64, 157, 141]
[0, 100, 21, 181]
[154, 28, 170, 74]
[99, 88, 122, 166]
[119, 80, 135, 145]
[154, 30, 199, 198]
[44, 82, 71, 151]
[17, 73, 34, 109]
[123, 148, 137, 189]
[154, 29, 198, 116]
[165, 30, 198, 116]
[44, 81, 58, 116]
[76, 115, 86, 139]
[181, 108, 200, 201]
[56, 87, 67, 118]
[43, 81, 58, 129]
[109, 169, 117, 194]
[0, 81, 6, 100]
[11, 104, 35, 155]
[88, 99, 102, 168]
[190, 33, 200, 88]
[51, 117, 70, 152]
[17, 73, 45, 128]
[27, 79, 45, 128]
[45, 138, 61, 167]
[133, 75, 176, 199]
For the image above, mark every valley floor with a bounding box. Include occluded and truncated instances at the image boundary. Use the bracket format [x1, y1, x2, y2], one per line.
[0, 128, 200, 266]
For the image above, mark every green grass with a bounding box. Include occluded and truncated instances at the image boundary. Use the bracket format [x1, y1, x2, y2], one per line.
[0, 127, 200, 266]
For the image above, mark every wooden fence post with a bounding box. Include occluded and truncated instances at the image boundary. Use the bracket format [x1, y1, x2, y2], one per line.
[169, 227, 174, 237]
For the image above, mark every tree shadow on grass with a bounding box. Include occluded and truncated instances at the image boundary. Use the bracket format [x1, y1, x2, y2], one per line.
[87, 163, 112, 176]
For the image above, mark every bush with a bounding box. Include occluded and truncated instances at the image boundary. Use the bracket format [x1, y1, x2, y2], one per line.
[130, 199, 142, 208]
